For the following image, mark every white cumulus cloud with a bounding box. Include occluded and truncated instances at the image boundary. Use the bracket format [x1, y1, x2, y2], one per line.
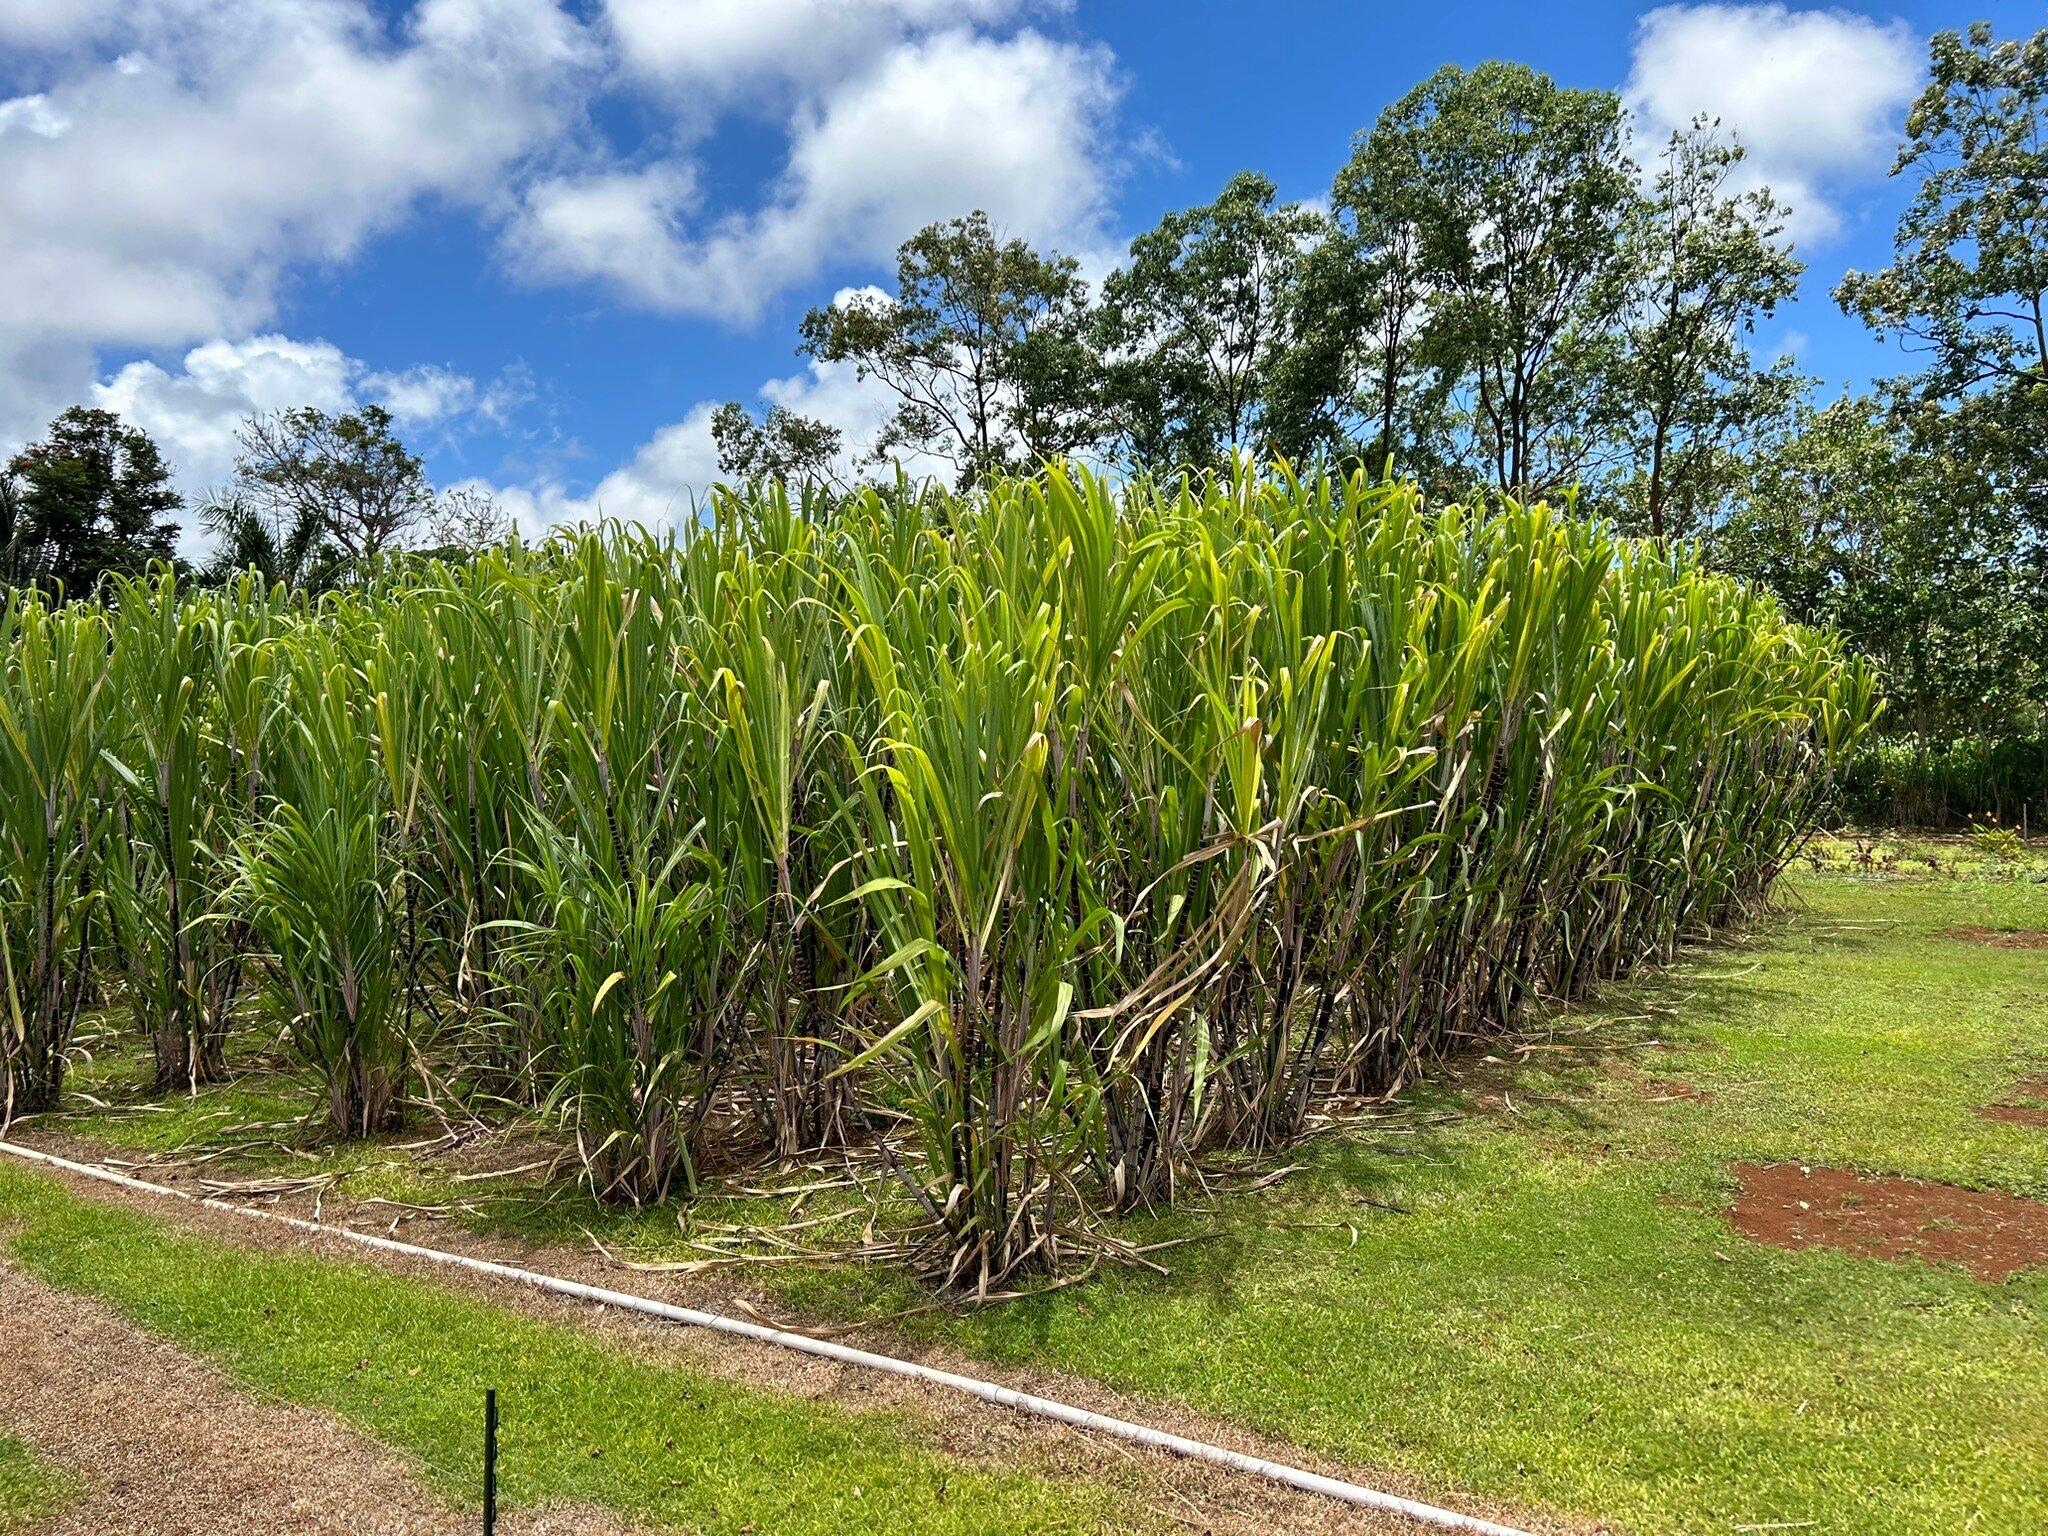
[0, 0, 596, 443]
[93, 335, 518, 513]
[507, 27, 1122, 320]
[94, 336, 360, 494]
[602, 0, 1034, 114]
[474, 343, 957, 538]
[365, 362, 530, 431]
[0, 0, 1136, 531]
[1624, 3, 1921, 245]
[0, 0, 119, 50]
[476, 405, 725, 536]
[0, 94, 70, 138]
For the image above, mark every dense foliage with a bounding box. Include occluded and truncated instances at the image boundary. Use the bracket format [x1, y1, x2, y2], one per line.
[3, 408, 180, 593]
[0, 469, 1875, 1287]
[753, 24, 2045, 755]
[1838, 735, 2048, 832]
[1716, 22, 2048, 751]
[0, 27, 2035, 784]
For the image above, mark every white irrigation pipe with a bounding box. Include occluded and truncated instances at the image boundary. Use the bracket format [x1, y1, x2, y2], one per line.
[0, 1138, 1534, 1536]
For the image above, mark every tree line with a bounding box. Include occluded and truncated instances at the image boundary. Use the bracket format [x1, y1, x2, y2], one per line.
[756, 63, 1803, 537]
[0, 401, 511, 596]
[3, 25, 2041, 744]
[730, 27, 2047, 742]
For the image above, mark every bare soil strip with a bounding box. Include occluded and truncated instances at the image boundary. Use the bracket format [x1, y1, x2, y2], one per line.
[1945, 925, 2048, 950]
[2, 1152, 1589, 1536]
[0, 1263, 641, 1536]
[1975, 1103, 2048, 1128]
[1727, 1162, 2048, 1282]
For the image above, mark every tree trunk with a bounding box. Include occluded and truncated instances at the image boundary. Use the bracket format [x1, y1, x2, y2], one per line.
[1646, 411, 1672, 538]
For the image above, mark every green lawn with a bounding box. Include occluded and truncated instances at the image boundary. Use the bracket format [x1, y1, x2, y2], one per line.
[0, 1437, 73, 1534]
[10, 853, 2048, 1535]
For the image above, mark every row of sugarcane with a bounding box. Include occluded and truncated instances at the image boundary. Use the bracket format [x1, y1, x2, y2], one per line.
[0, 468, 1879, 1291]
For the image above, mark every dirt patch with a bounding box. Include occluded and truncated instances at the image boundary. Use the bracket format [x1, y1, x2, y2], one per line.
[1642, 1080, 1713, 1102]
[0, 1150, 1590, 1536]
[1976, 1103, 2048, 1129]
[1969, 1074, 2048, 1127]
[1944, 925, 2048, 950]
[1727, 1162, 2048, 1282]
[0, 1263, 644, 1536]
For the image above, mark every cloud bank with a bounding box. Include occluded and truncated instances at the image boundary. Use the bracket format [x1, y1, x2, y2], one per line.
[0, 0, 1125, 502]
[1625, 3, 1921, 245]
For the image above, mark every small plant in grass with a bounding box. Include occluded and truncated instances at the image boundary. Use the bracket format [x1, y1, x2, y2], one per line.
[1967, 819, 2025, 863]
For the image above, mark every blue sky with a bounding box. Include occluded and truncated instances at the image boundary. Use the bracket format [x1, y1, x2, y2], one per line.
[0, 0, 2028, 542]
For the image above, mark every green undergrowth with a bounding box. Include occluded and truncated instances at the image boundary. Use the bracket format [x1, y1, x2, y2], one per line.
[0, 1171, 1142, 1536]
[50, 1024, 311, 1157]
[1804, 827, 2048, 879]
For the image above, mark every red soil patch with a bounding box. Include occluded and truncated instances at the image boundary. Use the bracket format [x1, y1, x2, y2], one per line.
[1728, 1162, 2048, 1282]
[1945, 925, 2048, 950]
[2011, 1077, 2048, 1103]
[1976, 1103, 2048, 1129]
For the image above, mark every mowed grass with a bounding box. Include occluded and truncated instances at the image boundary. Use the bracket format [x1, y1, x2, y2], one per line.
[0, 1437, 75, 1533]
[0, 1170, 1141, 1536]
[12, 859, 2048, 1534]
[769, 867, 2048, 1536]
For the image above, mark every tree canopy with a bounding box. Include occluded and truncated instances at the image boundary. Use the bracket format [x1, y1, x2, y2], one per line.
[798, 211, 1099, 488]
[4, 407, 180, 596]
[1713, 398, 2040, 737]
[711, 401, 845, 490]
[1837, 23, 2048, 537]
[231, 405, 436, 564]
[1616, 122, 1803, 537]
[1094, 172, 1322, 468]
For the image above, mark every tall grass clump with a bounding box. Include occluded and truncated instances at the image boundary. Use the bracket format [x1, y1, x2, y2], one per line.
[232, 633, 413, 1137]
[837, 512, 1097, 1285]
[5, 464, 1878, 1287]
[101, 573, 266, 1092]
[503, 535, 758, 1204]
[695, 492, 864, 1161]
[0, 596, 110, 1121]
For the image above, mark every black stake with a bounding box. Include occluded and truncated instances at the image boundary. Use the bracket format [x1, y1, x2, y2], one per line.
[482, 1387, 498, 1536]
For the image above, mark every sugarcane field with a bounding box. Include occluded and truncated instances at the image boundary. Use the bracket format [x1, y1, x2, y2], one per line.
[1, 6, 2045, 1535]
